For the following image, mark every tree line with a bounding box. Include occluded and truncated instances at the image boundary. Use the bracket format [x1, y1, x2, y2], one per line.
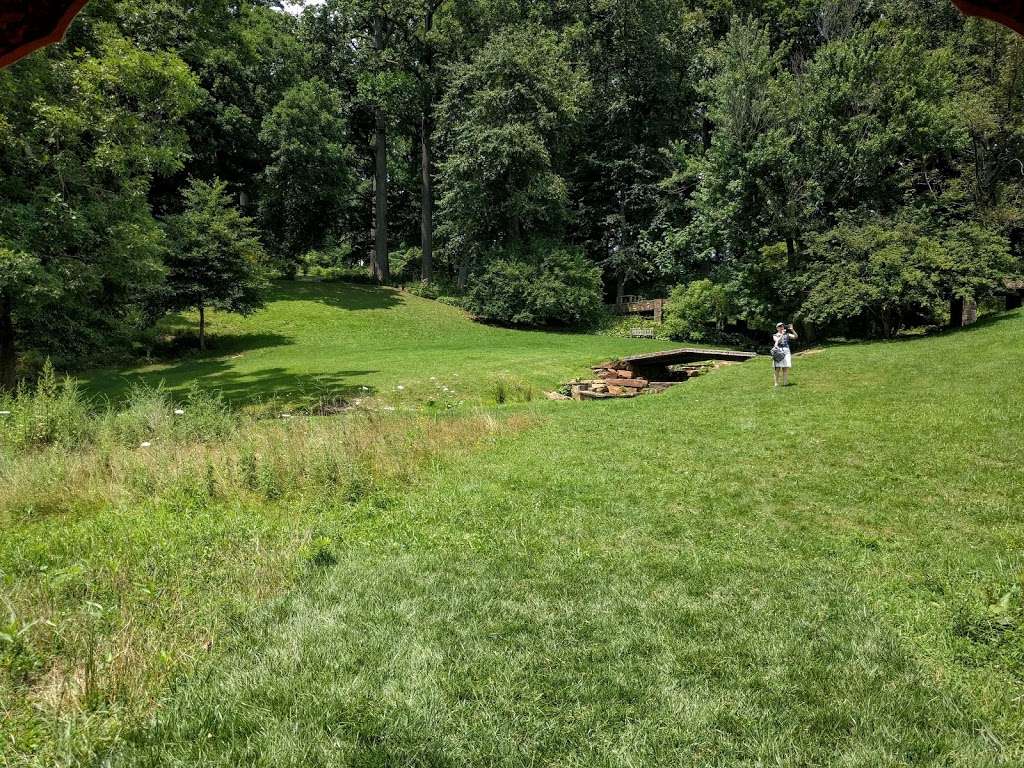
[2, 0, 1024, 387]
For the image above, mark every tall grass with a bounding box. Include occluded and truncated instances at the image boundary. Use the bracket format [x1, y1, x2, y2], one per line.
[491, 376, 536, 405]
[0, 362, 235, 456]
[0, 371, 520, 766]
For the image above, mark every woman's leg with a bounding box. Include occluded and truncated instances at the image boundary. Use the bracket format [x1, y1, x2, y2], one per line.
[773, 366, 780, 386]
[782, 367, 790, 386]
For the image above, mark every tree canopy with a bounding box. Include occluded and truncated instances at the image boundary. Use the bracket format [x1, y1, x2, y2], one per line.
[2, 0, 1024, 384]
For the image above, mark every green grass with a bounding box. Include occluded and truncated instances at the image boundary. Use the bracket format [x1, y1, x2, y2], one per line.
[84, 281, 672, 406]
[1, 404, 518, 765]
[6, 286, 1024, 766]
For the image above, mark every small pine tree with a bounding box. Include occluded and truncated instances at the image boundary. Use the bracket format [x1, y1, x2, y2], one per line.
[165, 179, 269, 350]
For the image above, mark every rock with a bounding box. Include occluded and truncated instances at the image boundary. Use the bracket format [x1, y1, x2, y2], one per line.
[603, 378, 649, 389]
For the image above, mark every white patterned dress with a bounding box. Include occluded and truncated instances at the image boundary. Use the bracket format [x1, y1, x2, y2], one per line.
[772, 332, 792, 369]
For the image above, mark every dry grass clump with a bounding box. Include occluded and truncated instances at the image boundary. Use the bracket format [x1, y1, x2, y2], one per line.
[1, 407, 506, 518]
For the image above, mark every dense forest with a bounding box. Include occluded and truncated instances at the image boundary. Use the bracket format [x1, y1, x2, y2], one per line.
[2, 0, 1024, 386]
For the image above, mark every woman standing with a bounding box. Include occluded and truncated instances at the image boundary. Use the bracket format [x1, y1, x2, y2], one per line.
[772, 322, 798, 387]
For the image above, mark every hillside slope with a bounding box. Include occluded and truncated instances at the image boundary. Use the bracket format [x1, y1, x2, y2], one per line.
[117, 310, 1024, 766]
[85, 282, 672, 405]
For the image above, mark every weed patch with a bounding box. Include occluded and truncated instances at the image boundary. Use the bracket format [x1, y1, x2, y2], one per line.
[0, 383, 521, 765]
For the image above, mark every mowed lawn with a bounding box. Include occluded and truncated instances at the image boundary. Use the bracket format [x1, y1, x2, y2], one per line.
[112, 308, 1024, 766]
[84, 281, 673, 405]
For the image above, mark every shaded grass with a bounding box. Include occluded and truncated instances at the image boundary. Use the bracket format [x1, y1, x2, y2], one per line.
[82, 281, 673, 407]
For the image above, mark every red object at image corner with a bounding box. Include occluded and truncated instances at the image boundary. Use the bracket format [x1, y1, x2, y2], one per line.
[1, 1, 1024, 71]
[0, 0, 93, 69]
[952, 0, 1024, 35]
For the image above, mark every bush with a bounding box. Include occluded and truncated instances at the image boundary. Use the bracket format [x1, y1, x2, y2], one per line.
[436, 294, 471, 311]
[589, 309, 669, 340]
[467, 245, 603, 327]
[1, 370, 237, 456]
[0, 361, 93, 452]
[402, 276, 463, 303]
[799, 217, 1014, 338]
[96, 385, 176, 448]
[664, 280, 732, 342]
[403, 281, 441, 299]
[93, 385, 235, 449]
[301, 244, 353, 277]
[389, 247, 422, 283]
[299, 245, 375, 285]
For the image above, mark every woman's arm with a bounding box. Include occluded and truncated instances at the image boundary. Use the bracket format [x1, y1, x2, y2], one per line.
[787, 328, 798, 340]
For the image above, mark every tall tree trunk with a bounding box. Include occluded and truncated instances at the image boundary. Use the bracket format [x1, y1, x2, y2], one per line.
[372, 12, 390, 285]
[420, 114, 434, 283]
[701, 116, 713, 152]
[420, 6, 435, 284]
[0, 296, 17, 392]
[198, 303, 206, 352]
[374, 109, 390, 284]
[457, 255, 470, 293]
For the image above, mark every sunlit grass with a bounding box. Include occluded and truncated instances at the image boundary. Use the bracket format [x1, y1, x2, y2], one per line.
[82, 281, 672, 407]
[6, 288, 1024, 766]
[116, 310, 1024, 767]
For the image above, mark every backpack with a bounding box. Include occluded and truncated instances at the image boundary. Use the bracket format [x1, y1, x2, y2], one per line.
[770, 345, 787, 363]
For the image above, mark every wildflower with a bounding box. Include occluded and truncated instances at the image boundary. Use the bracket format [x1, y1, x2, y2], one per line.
[174, 408, 185, 416]
[280, 413, 293, 419]
[0, 411, 10, 416]
[396, 385, 405, 391]
[140, 441, 152, 448]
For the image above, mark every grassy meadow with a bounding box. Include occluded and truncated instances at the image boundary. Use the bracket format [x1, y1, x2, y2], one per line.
[3, 282, 1024, 766]
[84, 281, 674, 407]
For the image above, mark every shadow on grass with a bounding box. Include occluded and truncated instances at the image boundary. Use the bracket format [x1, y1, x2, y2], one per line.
[267, 280, 406, 311]
[97, 361, 379, 406]
[816, 308, 1022, 348]
[943, 307, 1022, 336]
[152, 331, 295, 360]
